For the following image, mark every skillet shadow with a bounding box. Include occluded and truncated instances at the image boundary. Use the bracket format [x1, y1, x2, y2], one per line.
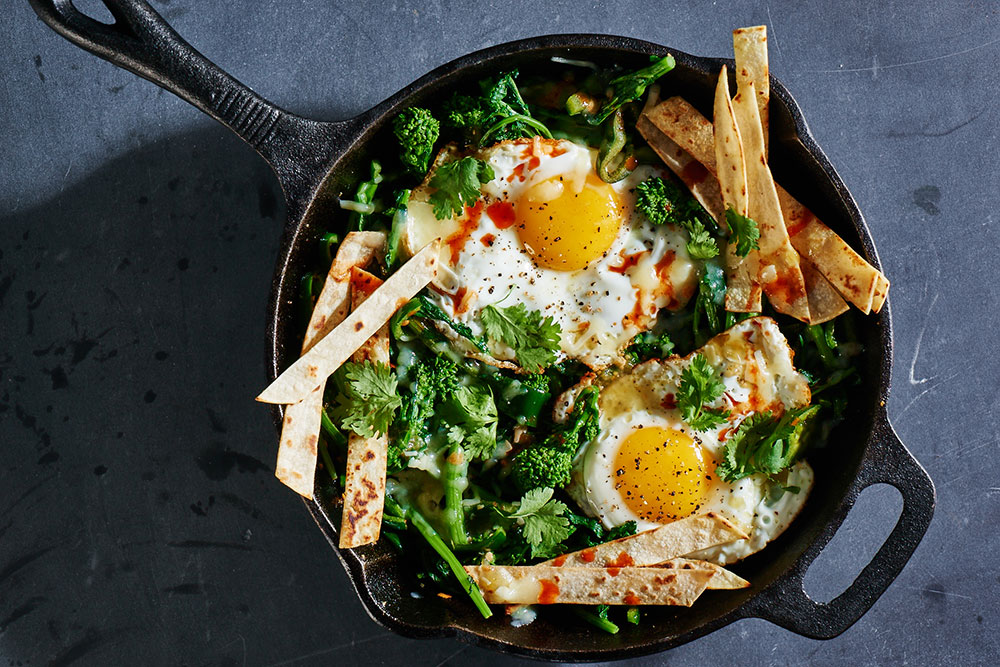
[0, 125, 480, 665]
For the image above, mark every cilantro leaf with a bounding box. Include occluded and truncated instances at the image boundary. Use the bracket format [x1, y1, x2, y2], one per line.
[726, 207, 761, 257]
[428, 157, 495, 219]
[685, 219, 720, 259]
[435, 384, 498, 460]
[509, 488, 574, 558]
[716, 405, 821, 482]
[333, 361, 402, 438]
[481, 303, 562, 372]
[676, 354, 730, 431]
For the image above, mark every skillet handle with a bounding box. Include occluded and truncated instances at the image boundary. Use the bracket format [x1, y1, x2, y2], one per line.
[28, 0, 352, 215]
[742, 414, 935, 638]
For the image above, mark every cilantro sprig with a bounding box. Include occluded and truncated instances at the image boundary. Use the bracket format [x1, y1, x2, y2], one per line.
[481, 303, 562, 372]
[685, 219, 720, 259]
[438, 384, 499, 461]
[726, 207, 761, 257]
[333, 361, 402, 438]
[676, 354, 730, 431]
[508, 487, 573, 558]
[428, 157, 495, 219]
[716, 405, 820, 482]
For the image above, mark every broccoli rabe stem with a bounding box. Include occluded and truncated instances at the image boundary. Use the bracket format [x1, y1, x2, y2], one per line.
[572, 607, 620, 634]
[443, 444, 470, 546]
[384, 496, 492, 619]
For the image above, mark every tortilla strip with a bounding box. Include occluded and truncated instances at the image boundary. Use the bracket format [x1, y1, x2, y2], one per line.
[801, 261, 850, 324]
[257, 241, 440, 404]
[732, 82, 810, 321]
[539, 512, 747, 570]
[645, 96, 886, 313]
[733, 25, 769, 157]
[659, 558, 749, 590]
[339, 268, 390, 549]
[465, 565, 715, 606]
[540, 545, 748, 591]
[781, 198, 879, 313]
[275, 232, 386, 498]
[713, 66, 762, 313]
[870, 273, 889, 313]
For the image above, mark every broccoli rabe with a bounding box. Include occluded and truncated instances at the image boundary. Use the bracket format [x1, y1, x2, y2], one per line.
[635, 176, 703, 227]
[393, 107, 440, 176]
[396, 355, 459, 455]
[510, 387, 600, 492]
[510, 446, 574, 492]
[566, 54, 675, 126]
[442, 71, 552, 146]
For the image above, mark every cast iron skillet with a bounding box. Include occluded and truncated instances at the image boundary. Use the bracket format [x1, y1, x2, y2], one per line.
[30, 0, 935, 660]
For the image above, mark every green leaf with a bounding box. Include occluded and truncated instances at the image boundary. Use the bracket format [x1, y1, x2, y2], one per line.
[509, 488, 573, 558]
[685, 219, 720, 259]
[436, 384, 498, 461]
[481, 303, 562, 372]
[676, 354, 730, 432]
[726, 207, 761, 257]
[332, 361, 402, 438]
[428, 157, 495, 219]
[716, 405, 820, 483]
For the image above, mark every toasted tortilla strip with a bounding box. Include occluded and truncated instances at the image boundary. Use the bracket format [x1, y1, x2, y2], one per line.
[713, 67, 762, 313]
[339, 268, 390, 549]
[541, 545, 748, 591]
[801, 262, 850, 324]
[465, 565, 714, 606]
[257, 241, 440, 404]
[647, 96, 717, 169]
[659, 558, 750, 590]
[870, 273, 889, 313]
[780, 197, 880, 313]
[275, 232, 386, 498]
[732, 82, 810, 322]
[645, 96, 887, 313]
[713, 66, 748, 217]
[540, 513, 747, 570]
[733, 25, 769, 156]
[636, 116, 726, 225]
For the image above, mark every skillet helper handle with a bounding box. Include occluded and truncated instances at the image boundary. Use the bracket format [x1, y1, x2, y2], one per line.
[28, 0, 337, 208]
[745, 416, 935, 638]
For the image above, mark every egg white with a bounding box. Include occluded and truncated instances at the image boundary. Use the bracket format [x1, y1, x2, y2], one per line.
[567, 316, 814, 564]
[402, 138, 698, 369]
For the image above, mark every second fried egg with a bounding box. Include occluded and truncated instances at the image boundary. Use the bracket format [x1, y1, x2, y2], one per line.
[568, 317, 815, 564]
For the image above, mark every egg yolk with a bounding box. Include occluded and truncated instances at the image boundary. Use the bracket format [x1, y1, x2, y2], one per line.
[514, 174, 623, 271]
[613, 426, 711, 523]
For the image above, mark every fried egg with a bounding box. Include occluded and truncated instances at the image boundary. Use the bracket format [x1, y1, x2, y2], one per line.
[567, 317, 815, 564]
[402, 138, 699, 369]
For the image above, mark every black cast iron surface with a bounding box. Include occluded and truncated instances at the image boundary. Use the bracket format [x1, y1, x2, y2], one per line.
[2, 1, 995, 664]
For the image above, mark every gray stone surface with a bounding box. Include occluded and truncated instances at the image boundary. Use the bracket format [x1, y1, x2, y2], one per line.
[1, 1, 997, 664]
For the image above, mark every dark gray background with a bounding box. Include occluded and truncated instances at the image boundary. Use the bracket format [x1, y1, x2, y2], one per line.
[2, 0, 997, 664]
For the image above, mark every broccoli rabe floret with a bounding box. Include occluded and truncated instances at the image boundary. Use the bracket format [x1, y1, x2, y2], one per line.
[509, 387, 600, 492]
[441, 72, 551, 146]
[442, 93, 487, 143]
[635, 176, 691, 226]
[393, 107, 440, 176]
[560, 386, 600, 449]
[511, 446, 574, 492]
[396, 355, 459, 453]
